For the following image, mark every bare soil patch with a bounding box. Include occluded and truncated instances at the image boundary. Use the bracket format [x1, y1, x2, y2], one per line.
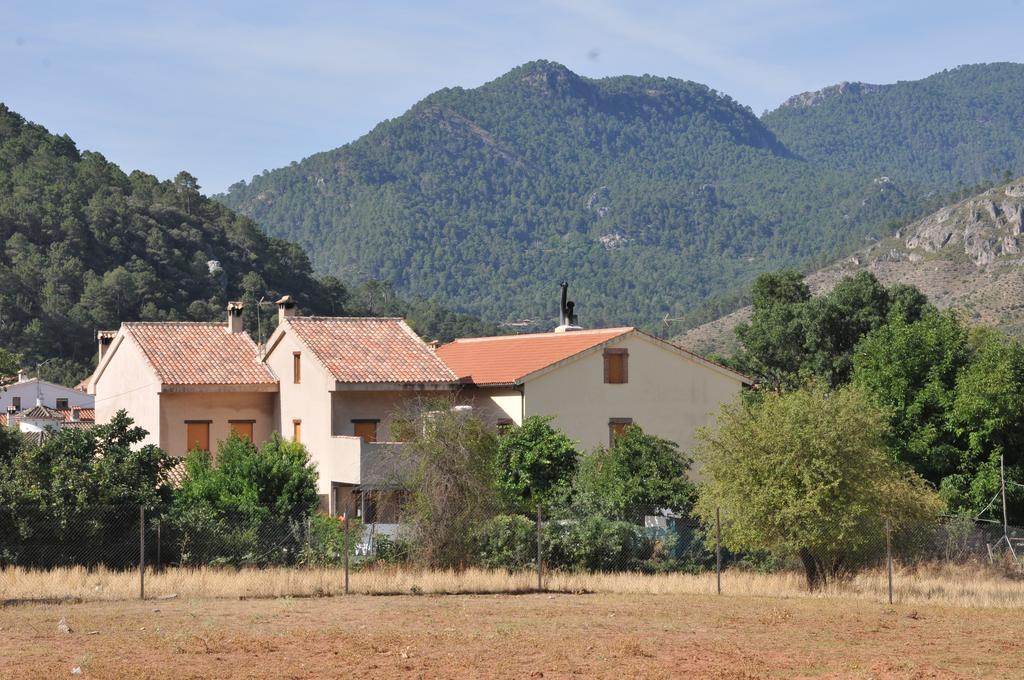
[0, 592, 1018, 678]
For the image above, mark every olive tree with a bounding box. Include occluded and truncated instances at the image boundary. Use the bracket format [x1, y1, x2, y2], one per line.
[694, 384, 942, 590]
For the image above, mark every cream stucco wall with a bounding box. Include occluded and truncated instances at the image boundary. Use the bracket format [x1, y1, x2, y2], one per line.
[456, 386, 523, 426]
[159, 390, 276, 457]
[263, 324, 338, 498]
[331, 390, 427, 441]
[523, 334, 744, 459]
[91, 335, 162, 448]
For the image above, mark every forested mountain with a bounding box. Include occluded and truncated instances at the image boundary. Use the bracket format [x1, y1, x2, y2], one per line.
[219, 61, 923, 328]
[765, 63, 1024, 189]
[0, 105, 497, 385]
[219, 60, 1024, 330]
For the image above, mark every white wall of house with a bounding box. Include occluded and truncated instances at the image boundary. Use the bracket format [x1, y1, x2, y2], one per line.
[0, 378, 93, 412]
[19, 415, 63, 433]
[90, 334, 162, 448]
[523, 334, 744, 457]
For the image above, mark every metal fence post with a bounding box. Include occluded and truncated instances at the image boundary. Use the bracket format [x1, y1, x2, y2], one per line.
[715, 507, 722, 595]
[885, 518, 893, 605]
[343, 504, 350, 595]
[536, 505, 543, 592]
[139, 506, 145, 600]
[156, 520, 161, 572]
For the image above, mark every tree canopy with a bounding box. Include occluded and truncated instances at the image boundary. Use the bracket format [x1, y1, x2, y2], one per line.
[734, 270, 931, 390]
[574, 424, 695, 522]
[494, 415, 578, 512]
[694, 384, 942, 590]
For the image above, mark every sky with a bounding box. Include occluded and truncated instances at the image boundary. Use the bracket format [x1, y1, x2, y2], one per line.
[3, 0, 1023, 193]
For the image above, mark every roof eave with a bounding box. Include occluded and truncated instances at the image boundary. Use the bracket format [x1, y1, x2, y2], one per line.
[332, 380, 457, 392]
[159, 382, 280, 394]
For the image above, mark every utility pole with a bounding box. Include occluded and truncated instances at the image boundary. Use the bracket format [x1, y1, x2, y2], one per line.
[1001, 453, 1009, 541]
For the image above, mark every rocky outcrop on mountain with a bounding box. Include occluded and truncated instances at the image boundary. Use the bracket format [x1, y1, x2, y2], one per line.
[780, 81, 888, 108]
[677, 180, 1024, 355]
[905, 183, 1024, 266]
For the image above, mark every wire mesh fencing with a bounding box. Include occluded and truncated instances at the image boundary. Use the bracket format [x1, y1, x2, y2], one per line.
[1, 502, 1021, 603]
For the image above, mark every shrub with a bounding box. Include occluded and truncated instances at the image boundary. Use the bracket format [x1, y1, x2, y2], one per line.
[299, 513, 363, 567]
[544, 516, 653, 572]
[168, 433, 319, 566]
[471, 514, 536, 570]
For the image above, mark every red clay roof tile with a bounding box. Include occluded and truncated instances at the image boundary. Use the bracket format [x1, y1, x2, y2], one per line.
[124, 322, 276, 386]
[437, 328, 634, 385]
[286, 317, 457, 384]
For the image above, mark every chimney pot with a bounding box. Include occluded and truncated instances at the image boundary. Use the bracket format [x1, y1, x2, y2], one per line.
[97, 330, 116, 363]
[554, 281, 582, 333]
[227, 300, 245, 333]
[276, 295, 296, 322]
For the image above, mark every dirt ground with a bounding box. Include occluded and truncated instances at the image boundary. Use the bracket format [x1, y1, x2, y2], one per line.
[0, 592, 1018, 679]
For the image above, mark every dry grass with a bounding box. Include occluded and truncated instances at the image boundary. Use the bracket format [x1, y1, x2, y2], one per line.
[3, 590, 1022, 677]
[3, 562, 1023, 608]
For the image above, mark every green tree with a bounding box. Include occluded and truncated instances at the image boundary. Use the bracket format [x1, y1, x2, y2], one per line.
[173, 432, 318, 524]
[852, 311, 969, 486]
[575, 425, 694, 521]
[169, 432, 319, 565]
[0, 348, 21, 383]
[944, 329, 1024, 520]
[391, 399, 498, 568]
[494, 415, 578, 512]
[0, 411, 174, 567]
[735, 270, 931, 390]
[694, 384, 942, 590]
[734, 269, 811, 391]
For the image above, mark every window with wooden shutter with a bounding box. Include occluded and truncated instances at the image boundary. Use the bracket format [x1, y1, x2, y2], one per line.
[352, 419, 378, 443]
[185, 421, 211, 453]
[230, 420, 254, 443]
[604, 348, 628, 384]
[293, 419, 302, 443]
[293, 352, 301, 384]
[608, 417, 632, 445]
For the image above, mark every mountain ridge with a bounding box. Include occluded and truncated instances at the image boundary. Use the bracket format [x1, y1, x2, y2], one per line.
[223, 59, 976, 328]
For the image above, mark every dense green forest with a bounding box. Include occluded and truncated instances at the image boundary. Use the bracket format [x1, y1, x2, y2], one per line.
[218, 60, 1024, 330]
[764, 63, 1024, 188]
[0, 105, 498, 385]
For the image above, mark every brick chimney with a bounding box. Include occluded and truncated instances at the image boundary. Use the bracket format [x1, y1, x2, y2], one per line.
[226, 300, 244, 333]
[97, 330, 116, 363]
[276, 295, 296, 323]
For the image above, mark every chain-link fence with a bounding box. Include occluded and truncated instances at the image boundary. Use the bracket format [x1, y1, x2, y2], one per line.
[1, 502, 1021, 603]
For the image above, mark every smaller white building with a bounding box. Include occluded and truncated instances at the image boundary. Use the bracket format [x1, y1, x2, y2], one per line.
[0, 372, 94, 413]
[17, 403, 64, 433]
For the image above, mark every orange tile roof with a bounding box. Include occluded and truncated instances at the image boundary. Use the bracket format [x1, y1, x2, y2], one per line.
[437, 327, 634, 386]
[124, 322, 276, 386]
[286, 317, 457, 384]
[57, 407, 95, 424]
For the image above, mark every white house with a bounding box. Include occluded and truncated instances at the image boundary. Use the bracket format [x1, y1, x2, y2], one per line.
[0, 373, 94, 414]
